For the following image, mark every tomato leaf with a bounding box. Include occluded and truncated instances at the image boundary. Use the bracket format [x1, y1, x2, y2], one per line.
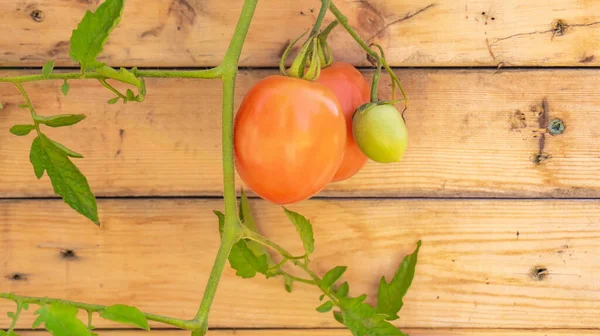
[96, 66, 141, 87]
[61, 81, 70, 96]
[9, 124, 35, 136]
[69, 0, 124, 70]
[33, 303, 91, 336]
[42, 60, 55, 79]
[35, 114, 86, 127]
[338, 296, 406, 336]
[100, 304, 150, 330]
[18, 104, 29, 109]
[284, 274, 293, 293]
[376, 241, 421, 321]
[50, 139, 84, 159]
[229, 240, 269, 278]
[125, 89, 135, 101]
[283, 208, 315, 255]
[214, 211, 268, 279]
[107, 97, 120, 105]
[333, 311, 344, 324]
[336, 281, 350, 298]
[316, 301, 334, 313]
[29, 134, 99, 224]
[0, 330, 19, 336]
[320, 266, 347, 292]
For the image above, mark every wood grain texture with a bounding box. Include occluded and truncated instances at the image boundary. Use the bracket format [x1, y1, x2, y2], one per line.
[1, 69, 599, 198]
[12, 330, 600, 336]
[1, 0, 600, 67]
[1, 199, 600, 329]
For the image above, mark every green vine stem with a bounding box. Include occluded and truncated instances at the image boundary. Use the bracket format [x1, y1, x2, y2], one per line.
[241, 227, 341, 307]
[0, 293, 198, 330]
[8, 301, 23, 333]
[327, 1, 408, 105]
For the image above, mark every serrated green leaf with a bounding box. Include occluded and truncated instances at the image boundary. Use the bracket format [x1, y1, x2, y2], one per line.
[333, 311, 344, 324]
[35, 114, 86, 127]
[319, 294, 326, 301]
[321, 266, 347, 292]
[61, 81, 70, 96]
[22, 302, 29, 311]
[34, 303, 92, 336]
[50, 140, 84, 158]
[96, 66, 141, 87]
[316, 301, 334, 313]
[42, 60, 55, 78]
[6, 312, 14, 319]
[69, 0, 124, 70]
[30, 137, 45, 179]
[229, 240, 268, 278]
[18, 104, 29, 109]
[336, 281, 350, 298]
[214, 211, 268, 279]
[9, 124, 34, 136]
[100, 304, 149, 331]
[125, 89, 135, 101]
[283, 208, 315, 255]
[107, 97, 120, 105]
[30, 134, 99, 224]
[376, 241, 421, 321]
[338, 296, 406, 336]
[0, 330, 19, 336]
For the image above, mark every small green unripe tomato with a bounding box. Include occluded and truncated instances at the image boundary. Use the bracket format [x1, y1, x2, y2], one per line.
[352, 103, 408, 163]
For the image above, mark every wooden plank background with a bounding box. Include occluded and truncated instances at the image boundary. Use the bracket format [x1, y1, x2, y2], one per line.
[1, 69, 599, 198]
[1, 0, 600, 67]
[2, 0, 600, 335]
[1, 199, 600, 330]
[14, 330, 600, 336]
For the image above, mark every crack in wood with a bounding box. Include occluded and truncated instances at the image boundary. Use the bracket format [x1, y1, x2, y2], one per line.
[367, 4, 436, 41]
[485, 38, 496, 60]
[492, 20, 600, 46]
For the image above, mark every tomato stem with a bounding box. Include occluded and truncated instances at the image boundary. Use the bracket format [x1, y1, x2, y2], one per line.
[192, 1, 258, 334]
[370, 45, 385, 102]
[328, 2, 408, 107]
[311, 0, 332, 37]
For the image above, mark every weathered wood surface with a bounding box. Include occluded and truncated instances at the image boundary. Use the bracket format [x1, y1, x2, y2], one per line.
[1, 199, 599, 329]
[1, 0, 600, 67]
[1, 69, 598, 198]
[14, 330, 600, 336]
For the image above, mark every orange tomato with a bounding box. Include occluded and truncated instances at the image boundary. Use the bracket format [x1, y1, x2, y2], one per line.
[234, 75, 346, 204]
[317, 62, 370, 182]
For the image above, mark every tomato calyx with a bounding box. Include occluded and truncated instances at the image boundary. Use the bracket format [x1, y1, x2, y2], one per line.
[279, 21, 338, 81]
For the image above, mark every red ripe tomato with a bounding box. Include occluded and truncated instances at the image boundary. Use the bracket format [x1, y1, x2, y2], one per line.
[234, 75, 346, 205]
[317, 62, 371, 182]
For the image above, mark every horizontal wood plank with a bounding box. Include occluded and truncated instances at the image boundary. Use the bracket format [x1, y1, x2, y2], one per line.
[1, 69, 599, 198]
[12, 329, 600, 336]
[1, 0, 600, 67]
[1, 199, 600, 329]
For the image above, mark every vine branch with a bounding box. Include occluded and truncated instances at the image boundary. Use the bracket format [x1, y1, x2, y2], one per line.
[0, 293, 199, 330]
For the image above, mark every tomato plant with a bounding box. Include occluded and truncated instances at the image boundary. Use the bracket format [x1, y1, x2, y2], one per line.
[235, 75, 346, 204]
[317, 62, 371, 182]
[0, 0, 420, 336]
